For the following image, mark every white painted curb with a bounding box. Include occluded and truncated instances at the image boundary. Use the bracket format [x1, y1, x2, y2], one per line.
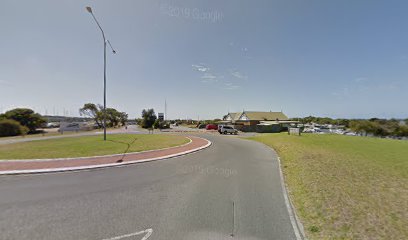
[0, 137, 212, 175]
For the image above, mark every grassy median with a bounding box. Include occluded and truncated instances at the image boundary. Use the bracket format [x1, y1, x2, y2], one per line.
[249, 133, 408, 240]
[0, 134, 189, 159]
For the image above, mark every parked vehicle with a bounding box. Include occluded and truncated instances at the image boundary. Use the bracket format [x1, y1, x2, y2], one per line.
[46, 122, 60, 128]
[303, 127, 323, 133]
[206, 124, 218, 130]
[219, 125, 238, 135]
[198, 124, 207, 129]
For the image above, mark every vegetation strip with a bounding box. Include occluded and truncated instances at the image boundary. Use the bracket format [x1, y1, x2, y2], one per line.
[1, 138, 192, 162]
[249, 133, 408, 240]
[0, 134, 189, 160]
[0, 136, 211, 174]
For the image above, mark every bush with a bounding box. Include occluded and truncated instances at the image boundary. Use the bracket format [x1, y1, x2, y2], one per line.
[1, 108, 46, 133]
[0, 119, 29, 137]
[153, 120, 170, 129]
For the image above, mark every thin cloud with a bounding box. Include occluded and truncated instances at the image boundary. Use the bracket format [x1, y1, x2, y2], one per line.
[376, 82, 401, 91]
[201, 73, 218, 83]
[192, 64, 210, 72]
[332, 87, 350, 97]
[230, 69, 248, 79]
[224, 82, 240, 90]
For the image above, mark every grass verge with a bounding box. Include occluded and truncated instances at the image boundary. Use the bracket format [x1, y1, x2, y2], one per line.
[248, 133, 408, 239]
[0, 134, 189, 159]
[0, 127, 118, 141]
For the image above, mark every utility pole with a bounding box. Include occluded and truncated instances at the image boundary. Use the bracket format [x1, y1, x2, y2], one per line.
[86, 6, 116, 140]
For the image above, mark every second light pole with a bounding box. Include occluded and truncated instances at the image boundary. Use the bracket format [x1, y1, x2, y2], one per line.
[86, 6, 116, 141]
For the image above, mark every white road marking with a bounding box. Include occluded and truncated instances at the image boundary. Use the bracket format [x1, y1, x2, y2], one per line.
[101, 228, 153, 240]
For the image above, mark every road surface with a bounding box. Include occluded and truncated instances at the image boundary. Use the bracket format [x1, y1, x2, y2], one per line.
[0, 134, 298, 240]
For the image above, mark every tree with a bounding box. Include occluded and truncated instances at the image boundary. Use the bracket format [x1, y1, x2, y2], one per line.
[1, 108, 45, 133]
[349, 120, 366, 135]
[337, 119, 350, 127]
[141, 109, 157, 128]
[135, 118, 143, 125]
[105, 108, 120, 127]
[79, 103, 103, 128]
[119, 112, 128, 126]
[153, 119, 160, 129]
[80, 103, 128, 128]
[394, 125, 408, 137]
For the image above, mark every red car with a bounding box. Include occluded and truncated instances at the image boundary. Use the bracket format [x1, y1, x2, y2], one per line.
[205, 124, 218, 130]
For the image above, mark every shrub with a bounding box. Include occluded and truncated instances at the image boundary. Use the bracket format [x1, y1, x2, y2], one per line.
[1, 108, 46, 133]
[153, 120, 170, 129]
[0, 119, 29, 137]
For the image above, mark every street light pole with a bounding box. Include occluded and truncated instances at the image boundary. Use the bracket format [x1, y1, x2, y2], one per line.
[86, 6, 116, 141]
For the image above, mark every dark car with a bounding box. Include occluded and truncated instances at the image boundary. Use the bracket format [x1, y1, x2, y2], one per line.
[206, 124, 218, 130]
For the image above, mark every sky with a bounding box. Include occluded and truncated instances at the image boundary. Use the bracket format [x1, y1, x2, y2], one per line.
[1, 0, 407, 119]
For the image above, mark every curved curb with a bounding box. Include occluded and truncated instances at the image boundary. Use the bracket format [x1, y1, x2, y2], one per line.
[0, 137, 212, 175]
[246, 138, 307, 240]
[1, 138, 193, 162]
[276, 156, 307, 240]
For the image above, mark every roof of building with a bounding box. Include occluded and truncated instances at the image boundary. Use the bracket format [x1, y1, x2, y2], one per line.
[239, 111, 289, 121]
[228, 112, 239, 120]
[258, 120, 299, 125]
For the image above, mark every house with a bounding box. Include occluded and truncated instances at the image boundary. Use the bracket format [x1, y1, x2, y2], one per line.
[222, 111, 298, 133]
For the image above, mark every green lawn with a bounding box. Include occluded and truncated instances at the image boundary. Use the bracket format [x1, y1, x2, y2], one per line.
[0, 127, 116, 141]
[0, 134, 189, 159]
[249, 133, 408, 240]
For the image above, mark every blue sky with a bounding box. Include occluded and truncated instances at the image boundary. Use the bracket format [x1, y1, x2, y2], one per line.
[1, 0, 407, 119]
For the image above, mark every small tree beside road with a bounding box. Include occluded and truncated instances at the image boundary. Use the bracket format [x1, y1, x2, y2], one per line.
[79, 103, 104, 128]
[141, 109, 157, 128]
[79, 103, 128, 128]
[119, 112, 128, 126]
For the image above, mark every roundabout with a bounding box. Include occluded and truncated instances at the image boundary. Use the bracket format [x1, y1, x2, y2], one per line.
[0, 134, 211, 175]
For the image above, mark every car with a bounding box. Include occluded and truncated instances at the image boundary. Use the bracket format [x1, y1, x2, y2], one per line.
[219, 125, 238, 135]
[206, 124, 218, 130]
[198, 124, 207, 129]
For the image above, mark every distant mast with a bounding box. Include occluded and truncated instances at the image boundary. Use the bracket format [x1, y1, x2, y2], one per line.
[164, 99, 167, 121]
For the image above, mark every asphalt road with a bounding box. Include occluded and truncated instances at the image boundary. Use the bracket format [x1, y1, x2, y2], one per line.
[0, 134, 298, 240]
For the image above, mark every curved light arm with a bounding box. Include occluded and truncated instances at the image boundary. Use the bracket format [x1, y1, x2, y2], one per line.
[86, 6, 106, 41]
[107, 40, 116, 54]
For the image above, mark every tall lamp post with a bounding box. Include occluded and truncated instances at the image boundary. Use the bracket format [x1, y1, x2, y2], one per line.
[86, 6, 116, 141]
